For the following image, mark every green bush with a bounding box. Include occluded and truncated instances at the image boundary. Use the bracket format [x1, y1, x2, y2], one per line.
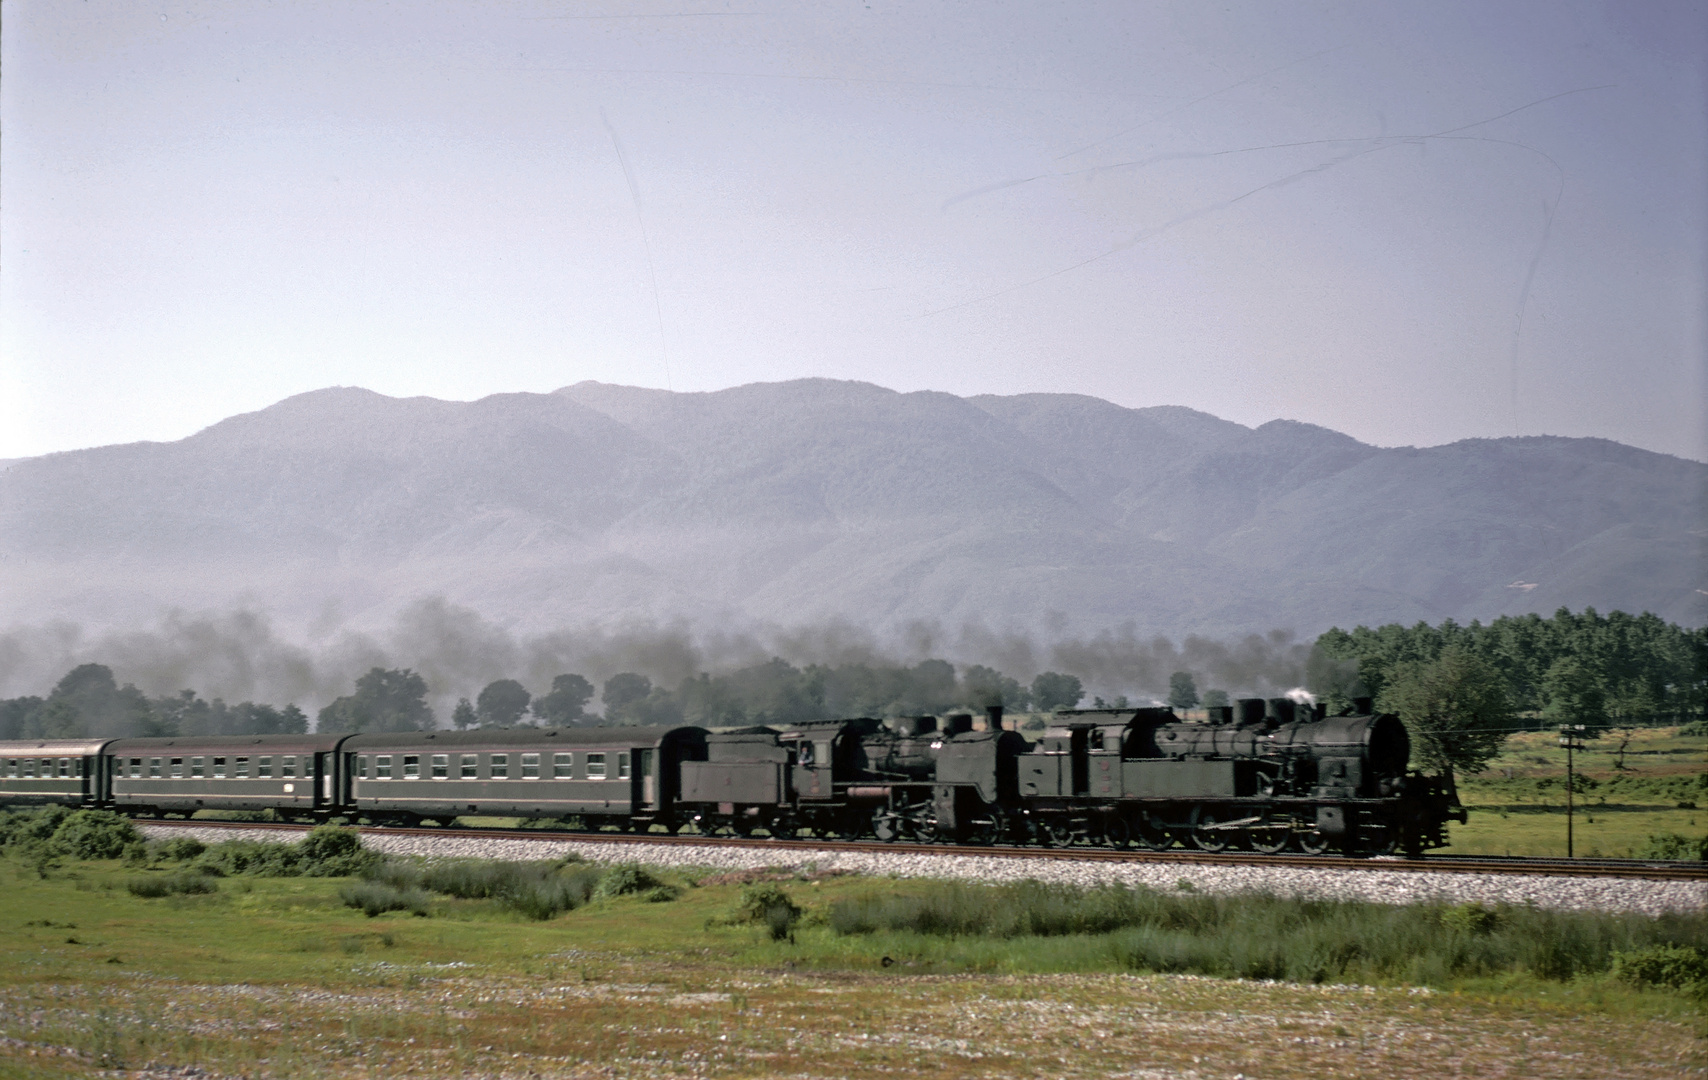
[736, 884, 802, 941]
[377, 857, 604, 919]
[339, 881, 430, 918]
[127, 872, 218, 898]
[594, 864, 678, 902]
[0, 806, 70, 848]
[152, 836, 207, 862]
[51, 810, 141, 860]
[1611, 944, 1708, 990]
[1635, 833, 1708, 861]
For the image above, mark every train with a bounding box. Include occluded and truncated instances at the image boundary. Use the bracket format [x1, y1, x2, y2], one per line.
[0, 697, 1466, 857]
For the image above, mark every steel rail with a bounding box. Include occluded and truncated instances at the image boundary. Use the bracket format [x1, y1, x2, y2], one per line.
[133, 818, 1708, 882]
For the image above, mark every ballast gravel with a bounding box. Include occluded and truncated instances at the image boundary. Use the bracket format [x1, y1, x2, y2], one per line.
[139, 824, 1705, 916]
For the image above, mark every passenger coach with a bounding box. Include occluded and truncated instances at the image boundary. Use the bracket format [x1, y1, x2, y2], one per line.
[344, 726, 707, 829]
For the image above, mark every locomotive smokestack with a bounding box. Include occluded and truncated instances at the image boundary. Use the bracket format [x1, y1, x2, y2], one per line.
[1354, 696, 1374, 715]
[1266, 697, 1296, 726]
[986, 704, 1004, 731]
[1237, 698, 1267, 727]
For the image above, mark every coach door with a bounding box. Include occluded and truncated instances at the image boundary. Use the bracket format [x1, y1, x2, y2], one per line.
[638, 749, 656, 807]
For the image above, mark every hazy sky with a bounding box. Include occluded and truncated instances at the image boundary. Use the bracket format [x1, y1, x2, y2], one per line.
[3, 0, 1704, 461]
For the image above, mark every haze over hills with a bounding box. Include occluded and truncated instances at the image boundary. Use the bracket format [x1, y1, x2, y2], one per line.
[1, 379, 1702, 650]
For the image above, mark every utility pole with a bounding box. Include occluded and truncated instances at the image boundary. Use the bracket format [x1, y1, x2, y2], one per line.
[1558, 724, 1586, 858]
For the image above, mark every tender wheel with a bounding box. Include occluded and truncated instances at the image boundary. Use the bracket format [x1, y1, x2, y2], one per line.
[1045, 820, 1076, 847]
[1246, 817, 1292, 855]
[1297, 829, 1332, 855]
[1190, 807, 1230, 852]
[1103, 816, 1132, 850]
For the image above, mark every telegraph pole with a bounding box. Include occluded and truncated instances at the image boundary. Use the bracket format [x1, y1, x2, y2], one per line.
[1558, 725, 1586, 858]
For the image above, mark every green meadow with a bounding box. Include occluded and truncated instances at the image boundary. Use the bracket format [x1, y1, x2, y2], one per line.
[0, 812, 1703, 1079]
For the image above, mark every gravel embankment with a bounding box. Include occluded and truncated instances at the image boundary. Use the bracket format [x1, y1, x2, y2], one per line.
[139, 824, 1706, 916]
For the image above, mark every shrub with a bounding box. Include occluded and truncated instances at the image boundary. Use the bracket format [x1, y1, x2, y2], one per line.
[127, 872, 217, 898]
[193, 840, 303, 877]
[51, 810, 141, 861]
[393, 857, 604, 919]
[0, 806, 70, 848]
[1439, 903, 1501, 935]
[594, 864, 678, 901]
[1611, 945, 1708, 991]
[736, 884, 802, 941]
[298, 827, 376, 876]
[152, 837, 207, 862]
[1636, 833, 1708, 861]
[339, 881, 430, 918]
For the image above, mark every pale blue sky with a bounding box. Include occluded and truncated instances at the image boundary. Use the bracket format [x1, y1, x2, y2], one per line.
[3, 0, 1704, 460]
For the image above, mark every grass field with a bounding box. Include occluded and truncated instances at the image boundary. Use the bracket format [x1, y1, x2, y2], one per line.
[1450, 726, 1706, 858]
[0, 839, 1704, 1079]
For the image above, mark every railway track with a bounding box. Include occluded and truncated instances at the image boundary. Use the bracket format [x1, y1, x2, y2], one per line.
[135, 817, 1708, 882]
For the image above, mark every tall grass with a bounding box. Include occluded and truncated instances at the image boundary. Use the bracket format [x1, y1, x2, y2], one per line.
[363, 858, 606, 919]
[830, 881, 1708, 987]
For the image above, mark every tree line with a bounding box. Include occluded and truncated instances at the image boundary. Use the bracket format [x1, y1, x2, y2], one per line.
[0, 664, 308, 740]
[1308, 607, 1708, 775]
[0, 657, 1090, 739]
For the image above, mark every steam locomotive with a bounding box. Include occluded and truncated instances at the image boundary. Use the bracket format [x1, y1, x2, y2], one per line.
[0, 697, 1465, 857]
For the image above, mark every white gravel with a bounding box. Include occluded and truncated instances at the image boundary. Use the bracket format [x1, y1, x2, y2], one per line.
[140, 824, 1706, 916]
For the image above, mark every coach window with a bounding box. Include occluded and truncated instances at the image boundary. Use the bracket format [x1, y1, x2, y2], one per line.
[374, 755, 392, 779]
[60, 758, 72, 778]
[4, 759, 13, 777]
[281, 756, 296, 778]
[520, 753, 540, 779]
[431, 754, 448, 779]
[617, 752, 631, 780]
[356, 756, 368, 779]
[191, 756, 204, 778]
[235, 757, 249, 779]
[461, 754, 478, 779]
[148, 757, 161, 778]
[258, 756, 272, 778]
[403, 755, 421, 779]
[553, 753, 573, 778]
[585, 753, 606, 780]
[489, 754, 508, 779]
[21, 759, 34, 777]
[170, 758, 183, 778]
[129, 758, 143, 779]
[212, 757, 226, 778]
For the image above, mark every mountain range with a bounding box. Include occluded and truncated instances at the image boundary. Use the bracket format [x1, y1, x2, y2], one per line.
[2, 379, 1702, 641]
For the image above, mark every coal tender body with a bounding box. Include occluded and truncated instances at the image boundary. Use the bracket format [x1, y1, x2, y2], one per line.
[677, 709, 1028, 843]
[1019, 697, 1464, 856]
